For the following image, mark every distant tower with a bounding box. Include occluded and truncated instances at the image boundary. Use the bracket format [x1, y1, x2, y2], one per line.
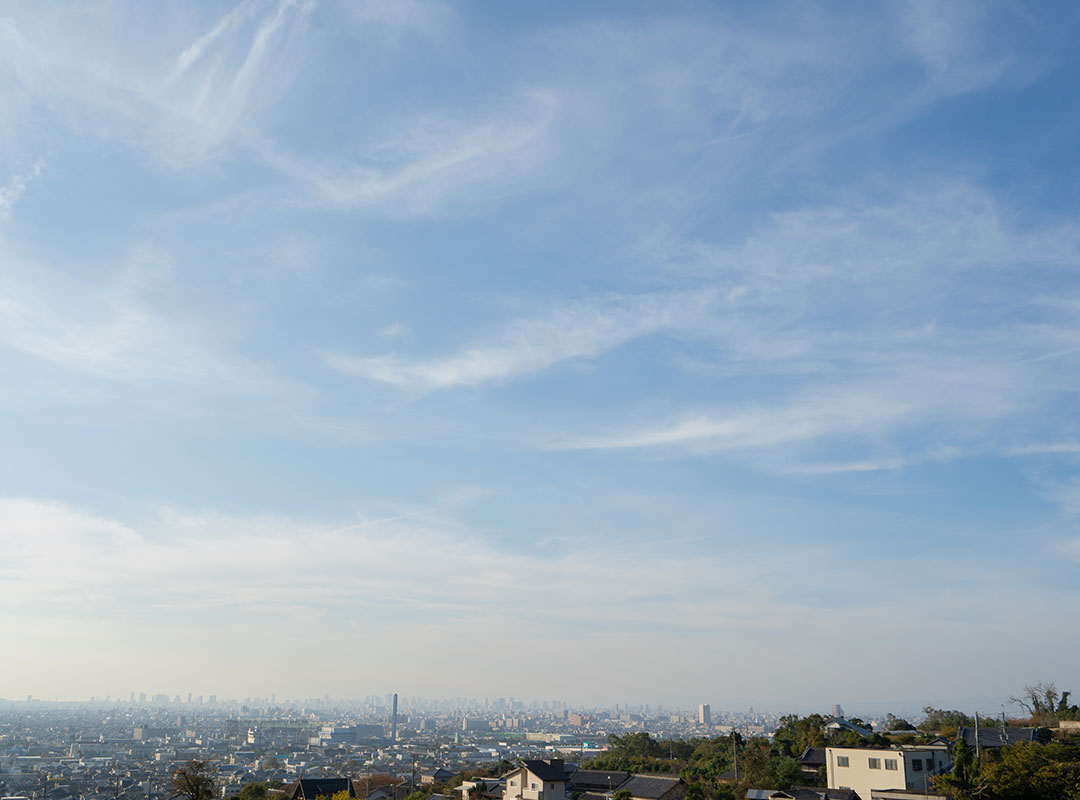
[699, 704, 711, 725]
[833, 704, 844, 719]
[391, 693, 398, 741]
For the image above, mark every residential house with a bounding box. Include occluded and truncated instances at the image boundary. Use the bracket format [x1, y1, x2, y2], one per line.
[826, 746, 950, 800]
[421, 770, 456, 786]
[503, 760, 569, 800]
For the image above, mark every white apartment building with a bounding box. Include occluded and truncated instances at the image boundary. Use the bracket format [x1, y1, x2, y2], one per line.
[826, 745, 950, 800]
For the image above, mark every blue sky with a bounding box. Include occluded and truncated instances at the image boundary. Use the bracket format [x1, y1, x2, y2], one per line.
[2, 0, 1080, 713]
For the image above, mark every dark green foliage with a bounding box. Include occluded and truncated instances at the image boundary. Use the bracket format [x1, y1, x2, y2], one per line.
[237, 784, 269, 800]
[772, 714, 827, 758]
[934, 738, 979, 800]
[920, 707, 975, 734]
[978, 740, 1080, 800]
[933, 738, 1080, 799]
[884, 714, 915, 731]
[582, 733, 686, 773]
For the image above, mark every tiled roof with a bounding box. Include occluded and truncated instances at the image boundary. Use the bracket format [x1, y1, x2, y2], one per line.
[521, 761, 567, 783]
[956, 726, 1041, 748]
[292, 779, 354, 800]
[570, 771, 631, 792]
[618, 775, 683, 800]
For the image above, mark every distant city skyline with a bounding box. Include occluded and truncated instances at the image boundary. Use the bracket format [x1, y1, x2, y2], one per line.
[2, 2, 1080, 707]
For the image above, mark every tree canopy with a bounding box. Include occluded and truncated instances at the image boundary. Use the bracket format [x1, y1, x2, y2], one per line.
[170, 761, 216, 800]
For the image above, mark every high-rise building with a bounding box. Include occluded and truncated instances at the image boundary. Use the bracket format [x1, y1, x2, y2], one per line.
[391, 693, 398, 741]
[699, 703, 711, 725]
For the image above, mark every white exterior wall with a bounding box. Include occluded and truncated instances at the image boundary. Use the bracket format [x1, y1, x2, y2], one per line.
[827, 747, 947, 800]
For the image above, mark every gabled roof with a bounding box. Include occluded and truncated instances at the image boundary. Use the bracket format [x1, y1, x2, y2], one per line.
[521, 761, 568, 783]
[570, 770, 631, 792]
[798, 748, 826, 768]
[956, 726, 1042, 749]
[289, 778, 355, 800]
[423, 769, 455, 779]
[617, 775, 683, 800]
[825, 718, 871, 738]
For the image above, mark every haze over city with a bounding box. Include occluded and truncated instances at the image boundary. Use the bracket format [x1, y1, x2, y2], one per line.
[2, 0, 1080, 713]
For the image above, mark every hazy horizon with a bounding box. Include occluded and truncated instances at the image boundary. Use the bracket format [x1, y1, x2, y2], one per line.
[2, 1, 1079, 709]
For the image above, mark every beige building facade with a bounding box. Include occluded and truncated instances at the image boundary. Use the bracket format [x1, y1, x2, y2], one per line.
[826, 745, 950, 800]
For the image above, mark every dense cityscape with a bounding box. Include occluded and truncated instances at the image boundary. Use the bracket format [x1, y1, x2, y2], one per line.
[2, 688, 1078, 800]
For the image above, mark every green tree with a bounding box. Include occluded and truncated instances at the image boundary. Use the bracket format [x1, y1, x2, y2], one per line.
[933, 738, 980, 800]
[170, 761, 216, 800]
[884, 714, 914, 732]
[769, 757, 801, 791]
[920, 707, 975, 735]
[978, 740, 1080, 800]
[237, 783, 268, 800]
[772, 715, 827, 758]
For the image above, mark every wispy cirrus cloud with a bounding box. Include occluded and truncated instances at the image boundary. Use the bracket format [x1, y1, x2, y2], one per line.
[267, 90, 559, 215]
[323, 289, 715, 390]
[0, 161, 42, 219]
[171, 0, 262, 78]
[0, 246, 259, 387]
[555, 359, 1026, 453]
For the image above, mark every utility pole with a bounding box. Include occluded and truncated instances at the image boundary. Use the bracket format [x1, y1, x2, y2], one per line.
[732, 731, 738, 783]
[974, 711, 981, 765]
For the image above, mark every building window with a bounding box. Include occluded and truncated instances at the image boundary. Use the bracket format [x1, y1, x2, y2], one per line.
[836, 756, 849, 767]
[531, 785, 537, 791]
[911, 760, 923, 772]
[926, 759, 935, 771]
[868, 758, 881, 769]
[885, 759, 897, 771]
[510, 782, 516, 787]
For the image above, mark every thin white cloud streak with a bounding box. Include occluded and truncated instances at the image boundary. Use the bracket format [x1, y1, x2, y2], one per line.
[323, 290, 715, 390]
[172, 0, 261, 78]
[0, 0, 313, 167]
[266, 90, 559, 215]
[556, 182, 1080, 456]
[556, 361, 1025, 453]
[0, 161, 42, 219]
[0, 248, 258, 386]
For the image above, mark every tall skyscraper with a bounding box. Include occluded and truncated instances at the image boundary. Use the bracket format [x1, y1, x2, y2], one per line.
[391, 693, 398, 741]
[698, 703, 711, 725]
